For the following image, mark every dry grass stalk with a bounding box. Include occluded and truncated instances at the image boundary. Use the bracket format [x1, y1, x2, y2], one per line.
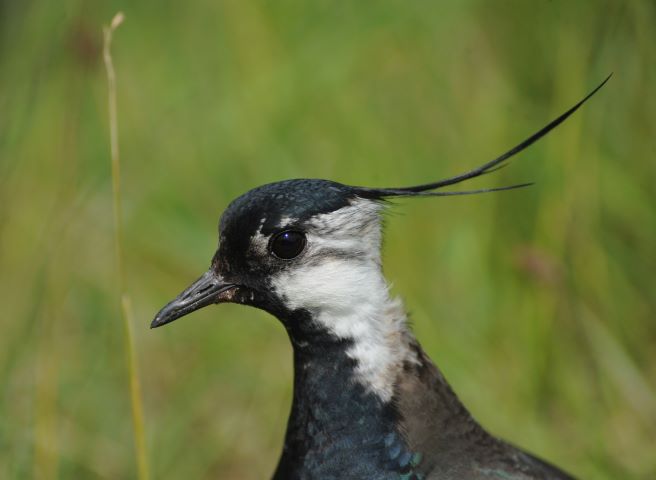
[103, 12, 150, 480]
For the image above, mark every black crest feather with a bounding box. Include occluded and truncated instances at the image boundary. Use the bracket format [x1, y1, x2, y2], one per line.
[355, 74, 611, 199]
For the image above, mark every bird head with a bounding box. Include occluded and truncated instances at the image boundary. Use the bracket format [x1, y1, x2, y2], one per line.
[151, 179, 389, 331]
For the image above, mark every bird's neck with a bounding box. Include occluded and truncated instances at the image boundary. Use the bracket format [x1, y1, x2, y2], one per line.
[273, 325, 411, 479]
[280, 262, 420, 401]
[272, 295, 424, 479]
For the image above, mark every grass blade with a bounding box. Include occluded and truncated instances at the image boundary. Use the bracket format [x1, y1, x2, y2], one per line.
[102, 12, 150, 480]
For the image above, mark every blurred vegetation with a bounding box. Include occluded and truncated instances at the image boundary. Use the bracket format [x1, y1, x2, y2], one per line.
[1, 0, 655, 479]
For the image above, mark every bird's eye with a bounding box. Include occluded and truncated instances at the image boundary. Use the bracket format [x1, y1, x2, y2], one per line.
[269, 230, 306, 260]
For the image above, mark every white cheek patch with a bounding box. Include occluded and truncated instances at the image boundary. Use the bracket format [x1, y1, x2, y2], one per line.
[270, 198, 418, 402]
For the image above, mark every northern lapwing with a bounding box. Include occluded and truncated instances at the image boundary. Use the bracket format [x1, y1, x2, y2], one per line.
[152, 76, 609, 479]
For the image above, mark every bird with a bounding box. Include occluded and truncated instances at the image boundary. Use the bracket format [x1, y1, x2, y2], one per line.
[152, 76, 610, 479]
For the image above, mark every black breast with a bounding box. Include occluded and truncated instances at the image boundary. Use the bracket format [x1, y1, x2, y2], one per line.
[273, 317, 424, 480]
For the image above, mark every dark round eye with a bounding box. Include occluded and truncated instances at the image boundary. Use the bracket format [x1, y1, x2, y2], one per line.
[269, 230, 306, 260]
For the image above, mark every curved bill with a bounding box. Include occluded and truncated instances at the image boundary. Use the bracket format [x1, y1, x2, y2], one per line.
[151, 270, 237, 328]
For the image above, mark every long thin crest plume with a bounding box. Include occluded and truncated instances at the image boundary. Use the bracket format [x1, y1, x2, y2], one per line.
[355, 74, 611, 199]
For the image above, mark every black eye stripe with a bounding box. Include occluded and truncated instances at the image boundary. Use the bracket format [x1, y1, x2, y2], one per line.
[269, 230, 306, 260]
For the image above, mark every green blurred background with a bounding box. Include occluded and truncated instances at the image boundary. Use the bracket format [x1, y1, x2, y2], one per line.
[1, 0, 655, 478]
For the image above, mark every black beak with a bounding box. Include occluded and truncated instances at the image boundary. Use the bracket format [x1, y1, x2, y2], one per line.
[151, 270, 237, 328]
